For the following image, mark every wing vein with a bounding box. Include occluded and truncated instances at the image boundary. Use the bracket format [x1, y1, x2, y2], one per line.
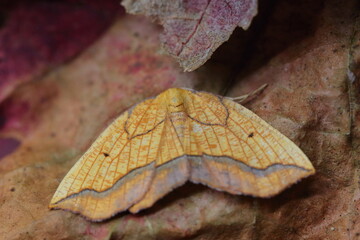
[126, 100, 154, 139]
[68, 139, 107, 195]
[169, 117, 184, 153]
[201, 101, 283, 188]
[144, 104, 161, 164]
[190, 96, 213, 155]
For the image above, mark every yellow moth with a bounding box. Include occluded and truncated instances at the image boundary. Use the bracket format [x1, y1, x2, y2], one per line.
[49, 88, 315, 221]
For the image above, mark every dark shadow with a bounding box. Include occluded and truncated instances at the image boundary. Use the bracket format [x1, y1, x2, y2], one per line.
[184, 224, 250, 240]
[0, 137, 20, 160]
[0, 110, 5, 129]
[256, 174, 324, 212]
[99, 183, 207, 225]
[135, 182, 208, 216]
[201, 0, 325, 95]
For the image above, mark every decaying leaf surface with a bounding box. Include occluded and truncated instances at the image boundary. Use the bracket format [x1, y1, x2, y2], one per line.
[0, 0, 359, 239]
[227, 0, 359, 239]
[0, 1, 118, 103]
[122, 0, 257, 71]
[0, 11, 225, 239]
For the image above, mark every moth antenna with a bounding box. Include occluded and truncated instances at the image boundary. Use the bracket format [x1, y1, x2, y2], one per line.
[231, 84, 268, 104]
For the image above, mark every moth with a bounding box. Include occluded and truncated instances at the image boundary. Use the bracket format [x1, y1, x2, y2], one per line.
[49, 88, 315, 221]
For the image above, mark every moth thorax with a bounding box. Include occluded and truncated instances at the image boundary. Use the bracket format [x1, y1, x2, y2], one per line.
[170, 111, 187, 122]
[169, 112, 187, 138]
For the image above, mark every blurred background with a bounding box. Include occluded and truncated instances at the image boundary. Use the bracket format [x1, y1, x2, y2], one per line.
[0, 0, 359, 239]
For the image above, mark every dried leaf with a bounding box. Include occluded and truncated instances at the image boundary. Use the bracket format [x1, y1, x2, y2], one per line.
[0, 0, 359, 239]
[0, 13, 208, 239]
[122, 0, 257, 71]
[228, 0, 359, 238]
[0, 1, 118, 103]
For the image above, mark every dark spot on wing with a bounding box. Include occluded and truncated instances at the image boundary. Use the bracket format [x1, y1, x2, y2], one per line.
[248, 132, 254, 138]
